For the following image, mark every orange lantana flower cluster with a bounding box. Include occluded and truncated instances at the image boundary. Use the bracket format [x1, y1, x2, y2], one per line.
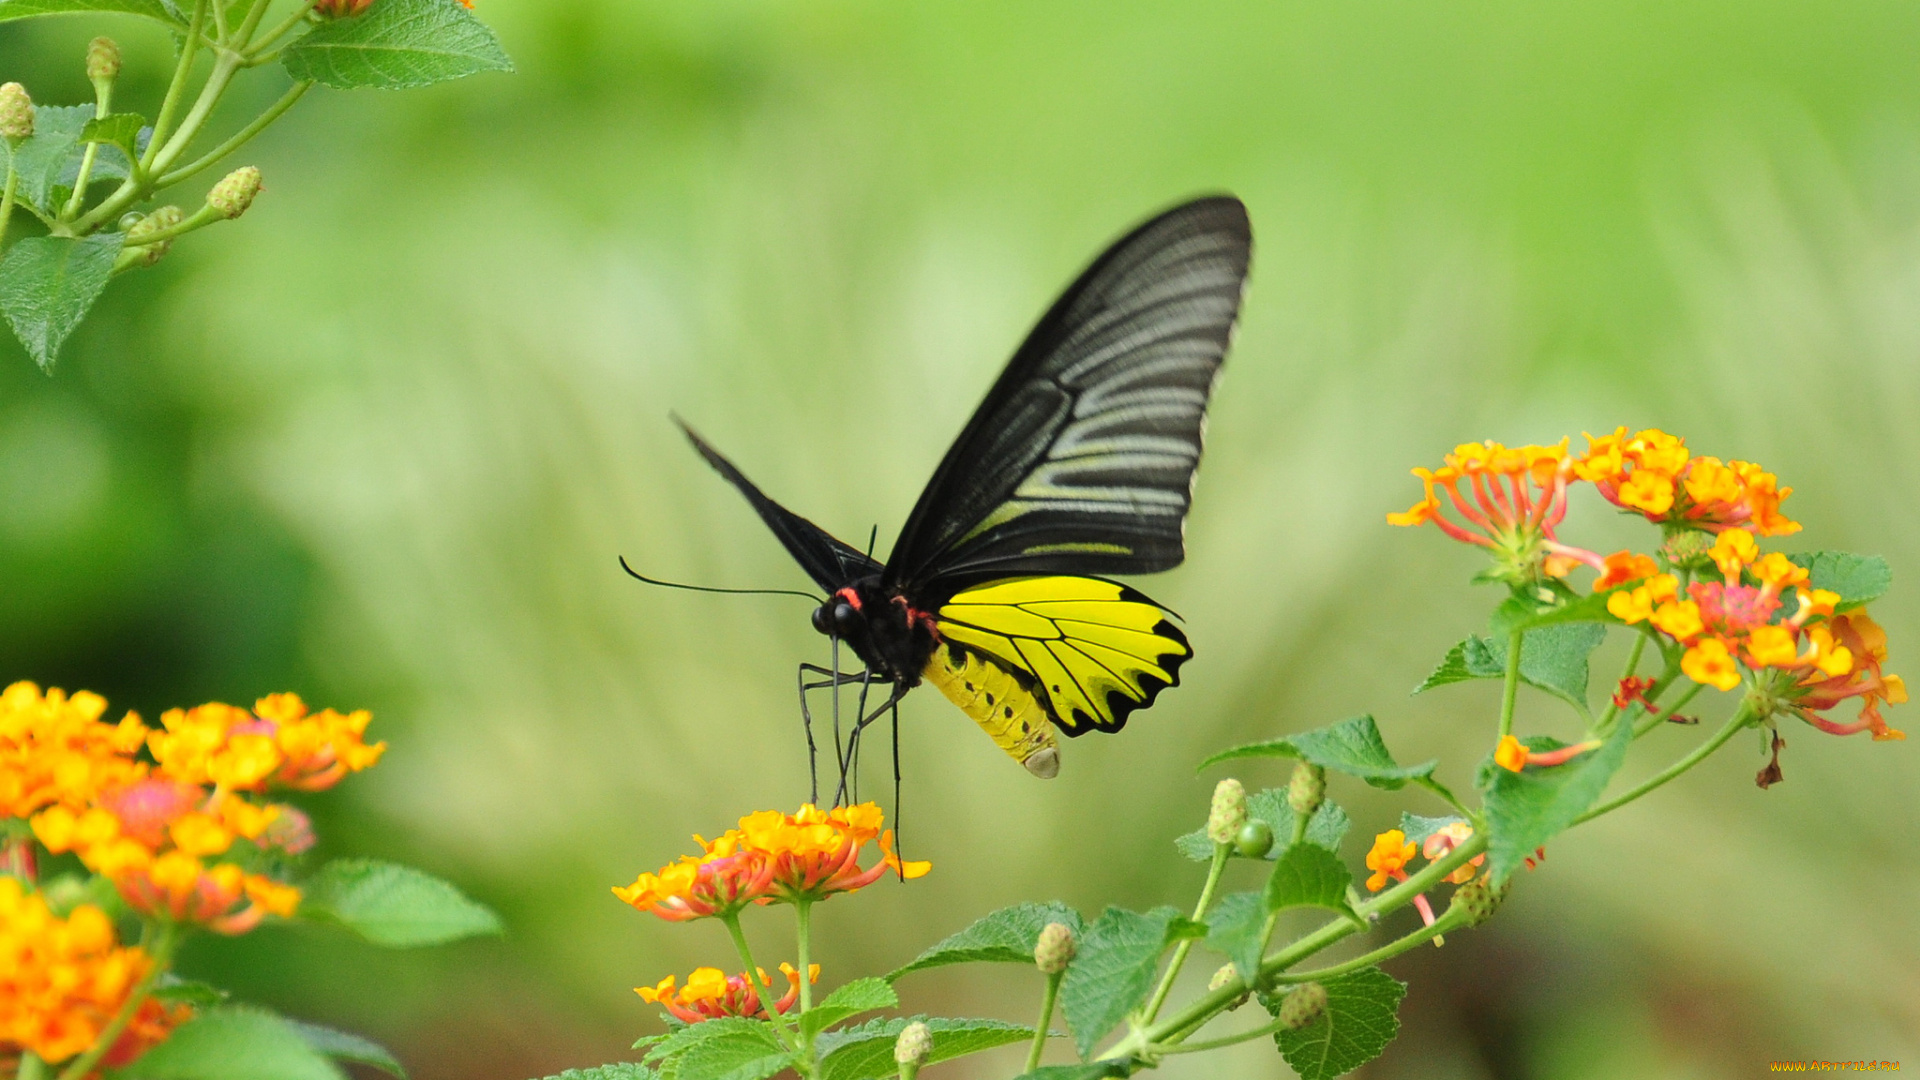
[613, 802, 929, 922]
[1388, 440, 1601, 583]
[635, 964, 817, 1024]
[0, 683, 148, 823]
[0, 878, 189, 1067]
[1575, 427, 1799, 536]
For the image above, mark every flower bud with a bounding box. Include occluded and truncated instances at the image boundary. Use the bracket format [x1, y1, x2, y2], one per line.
[1276, 982, 1328, 1031]
[86, 37, 122, 83]
[1448, 872, 1507, 927]
[1206, 778, 1246, 844]
[124, 206, 184, 267]
[893, 1021, 931, 1068]
[207, 166, 263, 219]
[1208, 963, 1251, 1009]
[1660, 526, 1715, 573]
[1233, 819, 1274, 859]
[1034, 921, 1076, 975]
[1287, 762, 1325, 817]
[0, 83, 33, 140]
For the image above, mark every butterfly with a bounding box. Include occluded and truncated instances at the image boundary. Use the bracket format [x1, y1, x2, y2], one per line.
[670, 196, 1251, 790]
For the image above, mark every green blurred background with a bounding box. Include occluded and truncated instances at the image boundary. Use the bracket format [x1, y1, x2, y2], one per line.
[4, 1, 1919, 1076]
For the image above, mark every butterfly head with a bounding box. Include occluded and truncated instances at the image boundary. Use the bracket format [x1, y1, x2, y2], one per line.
[810, 581, 939, 686]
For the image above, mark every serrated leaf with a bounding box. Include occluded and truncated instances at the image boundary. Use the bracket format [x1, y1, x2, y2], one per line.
[1482, 718, 1632, 882]
[1488, 590, 1616, 637]
[1415, 624, 1609, 717]
[122, 1006, 346, 1080]
[1264, 841, 1357, 923]
[641, 1019, 762, 1067]
[0, 0, 178, 22]
[889, 901, 1081, 979]
[280, 0, 511, 90]
[0, 234, 124, 370]
[1264, 967, 1407, 1080]
[5, 103, 90, 209]
[673, 1023, 790, 1080]
[152, 975, 231, 1008]
[81, 112, 144, 156]
[300, 859, 502, 947]
[1059, 906, 1204, 1059]
[533, 1067, 655, 1080]
[282, 1019, 407, 1079]
[1201, 715, 1437, 792]
[1008, 1064, 1133, 1080]
[1397, 813, 1465, 849]
[799, 977, 897, 1041]
[1788, 551, 1891, 612]
[1201, 890, 1266, 984]
[815, 1016, 1033, 1080]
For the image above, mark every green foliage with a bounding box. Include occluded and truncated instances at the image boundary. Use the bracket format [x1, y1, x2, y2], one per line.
[281, 0, 512, 90]
[0, 234, 123, 370]
[1264, 967, 1408, 1080]
[1263, 841, 1359, 924]
[1397, 812, 1466, 848]
[283, 1019, 408, 1079]
[1481, 719, 1633, 882]
[889, 901, 1081, 979]
[1059, 906, 1205, 1058]
[641, 1017, 763, 1075]
[1789, 551, 1892, 612]
[1488, 590, 1617, 637]
[1200, 890, 1266, 983]
[0, 0, 178, 23]
[798, 977, 897, 1041]
[813, 1016, 1034, 1080]
[534, 1067, 657, 1080]
[152, 975, 232, 1008]
[1201, 715, 1438, 792]
[80, 112, 144, 159]
[1009, 1064, 1133, 1080]
[121, 1006, 346, 1080]
[298, 858, 502, 947]
[1176, 790, 1349, 862]
[6, 103, 91, 210]
[1416, 623, 1609, 716]
[672, 1023, 791, 1080]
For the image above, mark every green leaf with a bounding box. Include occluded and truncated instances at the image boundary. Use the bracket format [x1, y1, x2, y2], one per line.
[152, 975, 231, 1009]
[1397, 813, 1465, 849]
[888, 901, 1081, 979]
[1201, 715, 1437, 792]
[1201, 890, 1266, 984]
[1415, 623, 1609, 717]
[0, 234, 124, 371]
[1263, 841, 1358, 923]
[81, 112, 144, 157]
[673, 1023, 791, 1080]
[815, 1016, 1033, 1080]
[1488, 589, 1617, 637]
[799, 977, 897, 1041]
[1265, 967, 1408, 1080]
[1482, 718, 1632, 882]
[0, 0, 178, 22]
[641, 1019, 761, 1067]
[282, 1020, 407, 1079]
[1059, 906, 1204, 1059]
[1788, 551, 1891, 612]
[121, 1006, 346, 1080]
[1176, 790, 1350, 862]
[533, 1067, 655, 1080]
[299, 859, 502, 947]
[280, 0, 512, 90]
[5, 104, 90, 210]
[1008, 1064, 1133, 1080]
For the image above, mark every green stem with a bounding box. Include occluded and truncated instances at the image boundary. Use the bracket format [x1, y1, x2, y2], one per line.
[157, 80, 310, 188]
[1268, 906, 1468, 985]
[145, 0, 211, 168]
[721, 914, 801, 1060]
[54, 921, 178, 1080]
[1594, 631, 1650, 734]
[246, 0, 320, 58]
[233, 0, 278, 45]
[1156, 1019, 1285, 1055]
[148, 51, 241, 176]
[18, 1052, 47, 1080]
[1498, 628, 1524, 739]
[1025, 971, 1063, 1073]
[795, 900, 814, 1016]
[1632, 682, 1704, 738]
[1142, 843, 1229, 1024]
[1575, 703, 1754, 825]
[0, 167, 16, 250]
[63, 73, 113, 221]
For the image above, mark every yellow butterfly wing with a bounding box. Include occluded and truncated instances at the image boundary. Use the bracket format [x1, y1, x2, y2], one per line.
[920, 576, 1191, 775]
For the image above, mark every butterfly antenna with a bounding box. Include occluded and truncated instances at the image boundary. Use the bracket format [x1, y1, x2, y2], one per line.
[863, 525, 878, 561]
[618, 557, 823, 602]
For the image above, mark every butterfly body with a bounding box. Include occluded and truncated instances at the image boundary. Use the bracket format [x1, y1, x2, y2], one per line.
[670, 196, 1252, 782]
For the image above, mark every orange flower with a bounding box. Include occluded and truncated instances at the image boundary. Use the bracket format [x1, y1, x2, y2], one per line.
[0, 877, 189, 1066]
[1390, 439, 1605, 583]
[1576, 428, 1799, 536]
[0, 682, 148, 822]
[1493, 736, 1529, 773]
[1420, 822, 1486, 885]
[1364, 829, 1417, 892]
[149, 695, 383, 793]
[1594, 551, 1660, 591]
[1792, 613, 1907, 741]
[635, 964, 816, 1024]
[1681, 638, 1742, 691]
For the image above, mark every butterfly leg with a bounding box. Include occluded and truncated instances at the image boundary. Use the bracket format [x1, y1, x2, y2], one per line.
[834, 681, 904, 808]
[799, 661, 872, 806]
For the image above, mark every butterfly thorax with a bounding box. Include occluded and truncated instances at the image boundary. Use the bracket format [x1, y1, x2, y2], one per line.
[811, 579, 941, 686]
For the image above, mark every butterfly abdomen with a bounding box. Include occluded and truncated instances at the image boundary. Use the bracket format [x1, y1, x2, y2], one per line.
[923, 642, 1060, 778]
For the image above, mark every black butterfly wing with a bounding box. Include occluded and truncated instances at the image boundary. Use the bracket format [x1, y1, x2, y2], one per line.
[676, 418, 881, 593]
[881, 195, 1252, 595]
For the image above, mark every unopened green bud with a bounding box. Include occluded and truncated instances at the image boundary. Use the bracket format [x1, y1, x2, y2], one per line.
[1208, 963, 1251, 1009]
[0, 83, 33, 140]
[1034, 921, 1076, 975]
[1206, 778, 1246, 844]
[1660, 526, 1715, 573]
[86, 37, 122, 83]
[124, 206, 184, 267]
[1277, 982, 1328, 1031]
[207, 166, 262, 219]
[1448, 872, 1507, 927]
[893, 1021, 931, 1068]
[1233, 818, 1274, 859]
[1287, 762, 1325, 817]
